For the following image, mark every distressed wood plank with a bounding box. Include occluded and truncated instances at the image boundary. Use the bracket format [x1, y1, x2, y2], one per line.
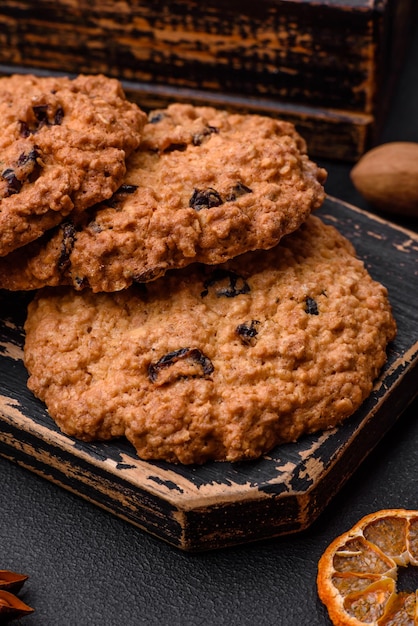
[0, 0, 415, 160]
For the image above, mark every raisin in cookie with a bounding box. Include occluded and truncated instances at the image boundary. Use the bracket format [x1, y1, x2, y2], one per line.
[0, 103, 326, 291]
[0, 73, 146, 257]
[23, 215, 397, 464]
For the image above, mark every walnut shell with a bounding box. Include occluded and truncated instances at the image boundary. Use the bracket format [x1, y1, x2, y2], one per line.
[350, 142, 418, 217]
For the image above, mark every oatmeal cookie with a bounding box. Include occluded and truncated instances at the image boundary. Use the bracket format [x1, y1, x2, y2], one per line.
[0, 73, 146, 256]
[23, 215, 397, 464]
[0, 103, 326, 291]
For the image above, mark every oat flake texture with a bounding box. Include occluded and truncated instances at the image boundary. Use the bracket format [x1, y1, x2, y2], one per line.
[0, 103, 326, 291]
[0, 73, 146, 257]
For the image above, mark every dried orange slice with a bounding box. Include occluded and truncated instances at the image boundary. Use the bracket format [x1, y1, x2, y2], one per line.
[317, 509, 418, 625]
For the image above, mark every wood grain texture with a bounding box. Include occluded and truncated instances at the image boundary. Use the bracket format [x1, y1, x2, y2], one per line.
[0, 197, 417, 551]
[0, 0, 415, 160]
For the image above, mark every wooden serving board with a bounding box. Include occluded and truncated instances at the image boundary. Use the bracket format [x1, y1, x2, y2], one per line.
[0, 196, 417, 552]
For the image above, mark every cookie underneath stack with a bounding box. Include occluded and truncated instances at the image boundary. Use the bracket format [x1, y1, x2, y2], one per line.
[0, 73, 397, 464]
[24, 215, 396, 464]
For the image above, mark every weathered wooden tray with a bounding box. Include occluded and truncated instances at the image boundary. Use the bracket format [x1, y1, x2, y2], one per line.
[0, 196, 417, 551]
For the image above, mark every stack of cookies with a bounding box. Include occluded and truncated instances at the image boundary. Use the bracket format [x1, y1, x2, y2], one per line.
[0, 73, 397, 464]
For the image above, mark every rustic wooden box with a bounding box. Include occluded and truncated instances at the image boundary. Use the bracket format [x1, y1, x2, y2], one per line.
[0, 1, 415, 155]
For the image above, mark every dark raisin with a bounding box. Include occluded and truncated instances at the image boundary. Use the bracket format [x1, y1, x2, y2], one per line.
[107, 183, 139, 208]
[74, 276, 88, 290]
[305, 296, 319, 315]
[192, 125, 219, 146]
[236, 320, 260, 345]
[29, 104, 63, 131]
[54, 106, 64, 125]
[201, 269, 250, 298]
[225, 182, 253, 202]
[32, 104, 49, 124]
[19, 121, 30, 137]
[1, 168, 22, 195]
[14, 146, 42, 186]
[163, 142, 188, 153]
[57, 222, 76, 272]
[148, 347, 214, 383]
[148, 112, 165, 124]
[17, 147, 40, 167]
[189, 188, 223, 211]
[116, 184, 138, 195]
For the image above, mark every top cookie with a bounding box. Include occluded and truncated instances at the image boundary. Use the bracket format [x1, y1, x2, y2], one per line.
[23, 215, 397, 464]
[0, 73, 147, 257]
[0, 103, 327, 291]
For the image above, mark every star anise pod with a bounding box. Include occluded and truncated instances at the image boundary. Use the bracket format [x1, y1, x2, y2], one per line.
[0, 570, 34, 623]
